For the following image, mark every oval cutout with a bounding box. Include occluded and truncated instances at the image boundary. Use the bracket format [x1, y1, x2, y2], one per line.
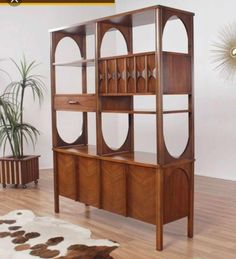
[55, 37, 82, 94]
[100, 29, 128, 58]
[162, 17, 188, 54]
[163, 113, 189, 158]
[57, 111, 83, 144]
[102, 113, 129, 150]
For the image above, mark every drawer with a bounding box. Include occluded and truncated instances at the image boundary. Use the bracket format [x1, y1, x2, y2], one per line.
[54, 94, 96, 112]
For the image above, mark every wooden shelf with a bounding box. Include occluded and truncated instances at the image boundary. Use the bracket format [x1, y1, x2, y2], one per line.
[102, 110, 156, 114]
[98, 51, 155, 61]
[100, 93, 156, 96]
[101, 109, 190, 114]
[53, 59, 95, 67]
[163, 109, 190, 114]
[54, 145, 193, 168]
[54, 145, 158, 168]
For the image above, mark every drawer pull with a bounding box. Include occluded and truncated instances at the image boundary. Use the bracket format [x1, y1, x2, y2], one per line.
[68, 100, 80, 105]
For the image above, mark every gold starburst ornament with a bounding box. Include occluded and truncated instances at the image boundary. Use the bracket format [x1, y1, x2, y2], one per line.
[212, 23, 236, 82]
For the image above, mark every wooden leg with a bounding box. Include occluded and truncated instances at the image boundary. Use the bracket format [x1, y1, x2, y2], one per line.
[156, 222, 163, 251]
[156, 168, 163, 251]
[188, 213, 193, 238]
[188, 164, 194, 238]
[53, 152, 59, 213]
[85, 204, 90, 218]
[54, 192, 59, 213]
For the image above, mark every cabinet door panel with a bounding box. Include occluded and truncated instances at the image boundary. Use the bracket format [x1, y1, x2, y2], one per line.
[57, 153, 76, 200]
[101, 161, 126, 215]
[127, 165, 156, 224]
[79, 157, 100, 207]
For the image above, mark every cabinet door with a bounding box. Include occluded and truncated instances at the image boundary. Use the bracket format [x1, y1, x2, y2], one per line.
[57, 153, 77, 200]
[78, 157, 100, 208]
[127, 165, 156, 224]
[101, 161, 126, 216]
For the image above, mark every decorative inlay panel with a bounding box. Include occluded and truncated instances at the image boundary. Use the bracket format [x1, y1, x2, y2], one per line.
[98, 52, 156, 94]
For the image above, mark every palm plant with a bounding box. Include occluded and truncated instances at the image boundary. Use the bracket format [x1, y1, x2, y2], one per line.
[0, 56, 45, 159]
[0, 93, 15, 156]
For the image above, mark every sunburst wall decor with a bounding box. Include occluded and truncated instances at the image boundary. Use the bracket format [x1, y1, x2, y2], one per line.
[212, 22, 236, 81]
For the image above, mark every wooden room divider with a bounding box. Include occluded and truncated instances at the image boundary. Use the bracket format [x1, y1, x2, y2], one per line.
[50, 5, 195, 250]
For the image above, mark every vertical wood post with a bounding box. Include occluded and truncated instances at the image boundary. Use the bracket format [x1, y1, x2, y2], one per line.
[155, 7, 164, 250]
[50, 32, 59, 213]
[95, 22, 103, 155]
[53, 152, 59, 213]
[188, 162, 194, 237]
[81, 34, 88, 145]
[156, 168, 164, 251]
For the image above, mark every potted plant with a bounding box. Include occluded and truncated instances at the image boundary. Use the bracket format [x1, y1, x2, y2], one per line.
[0, 57, 45, 189]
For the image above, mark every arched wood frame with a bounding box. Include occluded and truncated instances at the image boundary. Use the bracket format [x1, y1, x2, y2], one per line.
[163, 164, 192, 224]
[157, 8, 194, 164]
[51, 32, 88, 147]
[97, 22, 133, 56]
[96, 22, 134, 155]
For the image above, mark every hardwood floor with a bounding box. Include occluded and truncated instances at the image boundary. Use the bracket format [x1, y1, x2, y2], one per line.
[0, 170, 235, 258]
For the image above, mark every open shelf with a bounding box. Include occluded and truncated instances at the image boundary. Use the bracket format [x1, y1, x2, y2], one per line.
[98, 51, 155, 61]
[53, 58, 95, 67]
[163, 109, 191, 114]
[102, 109, 156, 114]
[54, 145, 158, 168]
[100, 93, 156, 96]
[101, 109, 190, 114]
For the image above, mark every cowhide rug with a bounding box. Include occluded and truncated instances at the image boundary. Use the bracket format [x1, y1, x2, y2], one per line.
[0, 210, 119, 258]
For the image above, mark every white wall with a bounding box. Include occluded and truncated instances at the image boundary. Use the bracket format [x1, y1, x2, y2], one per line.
[116, 0, 236, 181]
[1, 1, 236, 181]
[0, 5, 115, 168]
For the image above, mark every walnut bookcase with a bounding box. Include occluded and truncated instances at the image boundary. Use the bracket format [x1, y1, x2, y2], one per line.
[50, 5, 194, 251]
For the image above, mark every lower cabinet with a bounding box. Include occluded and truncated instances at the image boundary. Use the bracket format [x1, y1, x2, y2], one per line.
[57, 153, 77, 200]
[101, 161, 126, 216]
[56, 152, 156, 224]
[78, 157, 100, 208]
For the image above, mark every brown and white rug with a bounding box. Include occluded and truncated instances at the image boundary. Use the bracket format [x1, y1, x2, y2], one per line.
[0, 210, 119, 258]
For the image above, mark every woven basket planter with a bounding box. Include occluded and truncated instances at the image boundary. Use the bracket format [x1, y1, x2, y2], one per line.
[0, 155, 40, 188]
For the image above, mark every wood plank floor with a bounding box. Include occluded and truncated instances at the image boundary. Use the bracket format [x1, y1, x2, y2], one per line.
[0, 170, 235, 258]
